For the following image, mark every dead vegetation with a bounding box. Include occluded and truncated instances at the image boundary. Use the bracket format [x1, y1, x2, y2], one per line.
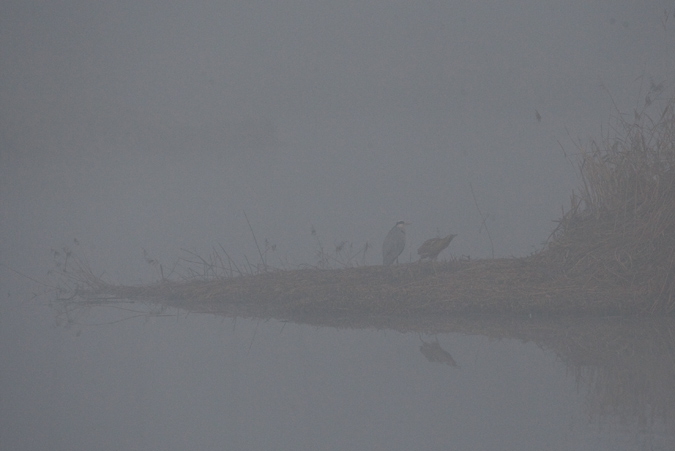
[537, 89, 675, 314]
[52, 92, 675, 321]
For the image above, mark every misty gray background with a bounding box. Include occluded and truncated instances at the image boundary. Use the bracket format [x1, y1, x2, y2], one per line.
[1, 1, 674, 449]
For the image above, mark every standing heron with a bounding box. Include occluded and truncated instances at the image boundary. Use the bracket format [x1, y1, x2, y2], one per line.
[382, 221, 408, 265]
[417, 234, 457, 261]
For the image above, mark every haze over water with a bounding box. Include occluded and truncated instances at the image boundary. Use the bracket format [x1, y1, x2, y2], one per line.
[2, 1, 675, 449]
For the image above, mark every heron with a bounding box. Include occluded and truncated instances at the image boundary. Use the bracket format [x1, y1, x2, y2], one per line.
[417, 234, 457, 261]
[382, 221, 408, 265]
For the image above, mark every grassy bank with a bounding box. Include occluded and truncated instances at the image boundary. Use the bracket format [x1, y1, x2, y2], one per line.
[54, 93, 675, 319]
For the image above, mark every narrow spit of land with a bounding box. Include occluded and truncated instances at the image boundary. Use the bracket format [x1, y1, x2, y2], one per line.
[62, 256, 644, 321]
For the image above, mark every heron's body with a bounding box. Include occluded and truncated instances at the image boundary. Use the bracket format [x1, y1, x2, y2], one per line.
[417, 234, 457, 261]
[382, 221, 407, 265]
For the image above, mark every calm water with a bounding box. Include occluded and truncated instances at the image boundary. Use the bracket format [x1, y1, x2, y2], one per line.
[2, 285, 672, 451]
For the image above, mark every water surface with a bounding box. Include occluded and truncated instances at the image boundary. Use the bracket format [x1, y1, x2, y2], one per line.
[2, 292, 672, 450]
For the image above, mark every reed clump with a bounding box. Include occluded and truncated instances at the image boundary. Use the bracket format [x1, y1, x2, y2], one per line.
[539, 94, 675, 313]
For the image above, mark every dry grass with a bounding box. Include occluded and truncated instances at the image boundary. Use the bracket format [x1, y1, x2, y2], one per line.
[56, 255, 641, 325]
[538, 91, 675, 313]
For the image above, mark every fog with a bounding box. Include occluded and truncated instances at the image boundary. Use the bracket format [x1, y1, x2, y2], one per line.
[1, 1, 674, 449]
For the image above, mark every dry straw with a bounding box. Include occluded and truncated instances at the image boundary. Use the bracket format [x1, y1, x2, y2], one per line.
[539, 93, 675, 313]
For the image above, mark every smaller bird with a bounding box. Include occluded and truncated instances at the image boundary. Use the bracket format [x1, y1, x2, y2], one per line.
[382, 221, 409, 266]
[417, 234, 457, 261]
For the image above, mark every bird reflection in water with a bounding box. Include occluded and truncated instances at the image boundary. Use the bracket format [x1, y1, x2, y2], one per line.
[418, 335, 459, 367]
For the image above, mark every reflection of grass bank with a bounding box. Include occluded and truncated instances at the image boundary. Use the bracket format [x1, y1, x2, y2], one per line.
[54, 93, 675, 317]
[430, 316, 675, 431]
[453, 316, 675, 431]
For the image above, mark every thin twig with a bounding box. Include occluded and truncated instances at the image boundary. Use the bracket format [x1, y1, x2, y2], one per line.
[469, 182, 495, 258]
[244, 211, 267, 272]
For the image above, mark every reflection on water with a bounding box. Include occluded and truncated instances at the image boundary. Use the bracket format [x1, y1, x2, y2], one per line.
[427, 315, 675, 436]
[418, 335, 459, 367]
[48, 295, 675, 450]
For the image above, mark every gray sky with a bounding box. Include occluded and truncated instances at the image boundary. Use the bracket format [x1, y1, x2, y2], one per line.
[2, 0, 673, 279]
[1, 1, 674, 449]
